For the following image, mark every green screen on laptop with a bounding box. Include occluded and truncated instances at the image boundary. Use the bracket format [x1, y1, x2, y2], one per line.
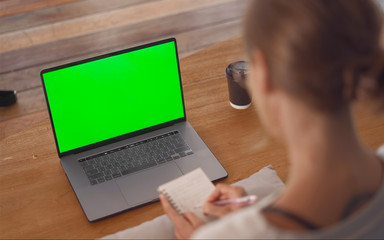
[42, 40, 185, 154]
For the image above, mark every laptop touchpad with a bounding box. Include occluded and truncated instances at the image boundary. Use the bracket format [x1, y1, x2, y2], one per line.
[116, 162, 183, 206]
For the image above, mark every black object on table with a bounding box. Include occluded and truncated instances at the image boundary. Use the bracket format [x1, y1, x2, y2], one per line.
[0, 90, 17, 107]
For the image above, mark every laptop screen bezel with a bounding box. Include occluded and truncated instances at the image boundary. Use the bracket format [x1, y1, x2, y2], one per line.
[40, 38, 187, 158]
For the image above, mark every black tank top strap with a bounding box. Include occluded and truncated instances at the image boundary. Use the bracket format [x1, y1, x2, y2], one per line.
[262, 157, 382, 230]
[341, 192, 375, 219]
[262, 192, 376, 231]
[262, 206, 319, 230]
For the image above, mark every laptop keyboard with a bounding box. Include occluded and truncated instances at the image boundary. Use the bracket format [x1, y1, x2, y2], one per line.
[78, 131, 193, 185]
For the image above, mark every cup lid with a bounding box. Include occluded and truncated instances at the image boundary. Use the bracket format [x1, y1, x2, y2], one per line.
[226, 61, 248, 88]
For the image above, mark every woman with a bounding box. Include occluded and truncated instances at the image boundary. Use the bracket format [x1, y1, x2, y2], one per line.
[160, 0, 384, 238]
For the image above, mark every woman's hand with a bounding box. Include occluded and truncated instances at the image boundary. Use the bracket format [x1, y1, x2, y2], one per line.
[203, 184, 247, 218]
[160, 194, 205, 239]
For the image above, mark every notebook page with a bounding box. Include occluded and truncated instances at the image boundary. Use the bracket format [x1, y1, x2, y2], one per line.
[157, 168, 215, 222]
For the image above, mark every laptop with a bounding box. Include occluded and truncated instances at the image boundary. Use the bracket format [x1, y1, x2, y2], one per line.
[40, 38, 227, 222]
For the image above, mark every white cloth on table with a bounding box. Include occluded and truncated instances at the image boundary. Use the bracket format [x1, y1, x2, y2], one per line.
[101, 165, 285, 239]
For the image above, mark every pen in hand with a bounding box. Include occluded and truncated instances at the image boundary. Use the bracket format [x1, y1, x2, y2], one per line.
[194, 195, 257, 209]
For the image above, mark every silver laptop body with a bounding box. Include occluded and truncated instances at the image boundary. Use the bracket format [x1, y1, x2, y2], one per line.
[41, 38, 227, 222]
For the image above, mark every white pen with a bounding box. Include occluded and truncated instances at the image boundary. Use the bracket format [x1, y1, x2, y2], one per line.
[194, 195, 257, 209]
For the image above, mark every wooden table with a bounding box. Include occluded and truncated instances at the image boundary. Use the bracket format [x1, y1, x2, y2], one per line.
[1, 36, 383, 239]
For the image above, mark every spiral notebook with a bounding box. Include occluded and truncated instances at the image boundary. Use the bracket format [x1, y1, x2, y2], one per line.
[157, 168, 215, 222]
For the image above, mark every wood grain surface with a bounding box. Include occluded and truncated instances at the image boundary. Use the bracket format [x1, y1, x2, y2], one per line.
[0, 0, 79, 17]
[1, 35, 384, 239]
[0, 0, 248, 122]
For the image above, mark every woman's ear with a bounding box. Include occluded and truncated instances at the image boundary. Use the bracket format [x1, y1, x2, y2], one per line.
[252, 49, 273, 94]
